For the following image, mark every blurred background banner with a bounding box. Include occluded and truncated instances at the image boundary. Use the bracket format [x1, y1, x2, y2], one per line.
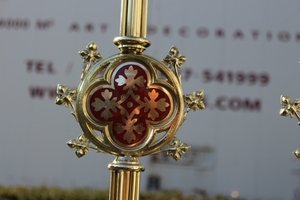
[0, 0, 300, 199]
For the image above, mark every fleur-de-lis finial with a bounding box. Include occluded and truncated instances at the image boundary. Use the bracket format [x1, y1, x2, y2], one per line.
[279, 95, 300, 125]
[280, 95, 300, 160]
[163, 46, 187, 85]
[55, 84, 78, 121]
[166, 137, 191, 161]
[183, 90, 205, 122]
[67, 134, 104, 158]
[79, 41, 102, 79]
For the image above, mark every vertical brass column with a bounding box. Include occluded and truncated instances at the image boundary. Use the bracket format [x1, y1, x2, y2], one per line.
[114, 0, 150, 54]
[108, 157, 145, 200]
[120, 0, 148, 38]
[110, 2, 148, 199]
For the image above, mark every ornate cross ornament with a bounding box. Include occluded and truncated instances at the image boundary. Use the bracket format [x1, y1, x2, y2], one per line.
[56, 0, 205, 199]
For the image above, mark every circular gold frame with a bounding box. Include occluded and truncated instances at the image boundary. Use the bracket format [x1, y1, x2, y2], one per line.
[76, 53, 184, 157]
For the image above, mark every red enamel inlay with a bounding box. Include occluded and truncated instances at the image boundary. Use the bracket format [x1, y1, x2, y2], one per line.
[87, 63, 172, 147]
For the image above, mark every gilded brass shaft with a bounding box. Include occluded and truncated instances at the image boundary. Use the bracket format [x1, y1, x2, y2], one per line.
[114, 0, 150, 54]
[120, 0, 148, 38]
[108, 157, 145, 200]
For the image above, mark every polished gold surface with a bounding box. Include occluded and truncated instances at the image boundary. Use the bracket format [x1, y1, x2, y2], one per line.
[75, 52, 185, 157]
[108, 156, 145, 200]
[183, 90, 205, 123]
[116, 0, 150, 54]
[163, 46, 187, 85]
[119, 0, 148, 38]
[280, 94, 300, 158]
[56, 0, 205, 199]
[66, 134, 105, 158]
[293, 149, 300, 160]
[280, 95, 300, 125]
[78, 41, 102, 80]
[157, 137, 191, 161]
[55, 84, 77, 121]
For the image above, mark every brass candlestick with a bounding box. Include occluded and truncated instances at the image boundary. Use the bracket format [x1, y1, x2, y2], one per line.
[56, 0, 205, 199]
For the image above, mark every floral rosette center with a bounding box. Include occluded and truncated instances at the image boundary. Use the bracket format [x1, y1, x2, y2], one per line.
[87, 62, 173, 148]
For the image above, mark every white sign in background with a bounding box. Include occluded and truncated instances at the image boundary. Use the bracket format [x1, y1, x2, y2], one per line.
[0, 0, 300, 199]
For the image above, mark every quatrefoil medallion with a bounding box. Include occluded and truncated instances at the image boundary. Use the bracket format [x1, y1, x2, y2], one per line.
[76, 54, 184, 156]
[86, 62, 173, 148]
